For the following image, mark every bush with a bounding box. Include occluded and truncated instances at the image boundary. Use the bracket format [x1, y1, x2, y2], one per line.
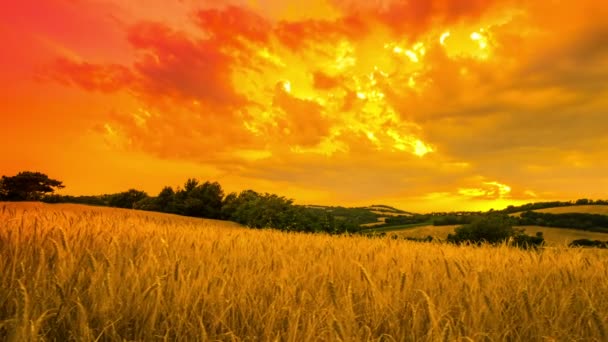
[511, 231, 545, 249]
[447, 215, 544, 248]
[447, 215, 517, 244]
[569, 239, 608, 248]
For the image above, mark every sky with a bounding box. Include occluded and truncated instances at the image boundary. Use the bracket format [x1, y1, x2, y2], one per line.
[1, 0, 607, 212]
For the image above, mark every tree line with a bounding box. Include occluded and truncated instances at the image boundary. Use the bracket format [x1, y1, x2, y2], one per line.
[0, 171, 364, 234]
[45, 180, 363, 234]
[2, 171, 608, 248]
[517, 211, 608, 232]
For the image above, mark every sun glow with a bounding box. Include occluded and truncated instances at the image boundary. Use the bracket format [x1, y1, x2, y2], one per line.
[282, 80, 292, 93]
[470, 30, 488, 49]
[440, 31, 451, 45]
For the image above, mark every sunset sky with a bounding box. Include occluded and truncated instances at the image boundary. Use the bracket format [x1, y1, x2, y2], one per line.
[2, 0, 607, 212]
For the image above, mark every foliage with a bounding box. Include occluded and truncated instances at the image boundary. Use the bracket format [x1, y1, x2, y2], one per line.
[221, 190, 358, 233]
[174, 180, 224, 219]
[402, 235, 434, 243]
[0, 171, 64, 201]
[432, 215, 476, 226]
[107, 189, 149, 209]
[447, 215, 544, 248]
[382, 214, 429, 226]
[569, 239, 608, 248]
[327, 206, 379, 225]
[517, 211, 608, 232]
[447, 215, 517, 244]
[510, 231, 545, 249]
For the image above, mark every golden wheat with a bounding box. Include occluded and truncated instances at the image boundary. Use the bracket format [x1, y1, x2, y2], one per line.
[1, 202, 608, 341]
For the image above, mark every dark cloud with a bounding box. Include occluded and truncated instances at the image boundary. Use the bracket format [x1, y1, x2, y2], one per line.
[49, 58, 134, 92]
[127, 22, 245, 106]
[195, 5, 272, 45]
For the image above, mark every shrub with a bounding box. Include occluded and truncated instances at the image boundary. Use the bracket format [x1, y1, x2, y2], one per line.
[569, 239, 608, 248]
[447, 215, 517, 244]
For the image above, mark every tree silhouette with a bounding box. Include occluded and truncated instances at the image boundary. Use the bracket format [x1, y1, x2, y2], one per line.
[0, 171, 64, 201]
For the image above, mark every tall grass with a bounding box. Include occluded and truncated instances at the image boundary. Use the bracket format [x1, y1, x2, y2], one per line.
[1, 202, 607, 341]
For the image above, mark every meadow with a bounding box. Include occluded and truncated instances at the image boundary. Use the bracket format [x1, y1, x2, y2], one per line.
[1, 203, 608, 341]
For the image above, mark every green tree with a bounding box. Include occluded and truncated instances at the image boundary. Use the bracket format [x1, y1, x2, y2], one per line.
[107, 189, 148, 209]
[0, 171, 64, 201]
[173, 179, 224, 218]
[157, 186, 176, 213]
[447, 215, 517, 244]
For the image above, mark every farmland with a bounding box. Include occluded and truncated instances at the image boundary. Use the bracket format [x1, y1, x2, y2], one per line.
[509, 205, 608, 217]
[1, 202, 608, 341]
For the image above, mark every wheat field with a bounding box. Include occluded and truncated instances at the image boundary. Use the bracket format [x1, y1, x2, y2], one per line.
[1, 203, 608, 341]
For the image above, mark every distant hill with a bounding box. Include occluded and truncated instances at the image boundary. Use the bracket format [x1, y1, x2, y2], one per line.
[364, 205, 414, 217]
[365, 205, 413, 214]
[303, 204, 415, 227]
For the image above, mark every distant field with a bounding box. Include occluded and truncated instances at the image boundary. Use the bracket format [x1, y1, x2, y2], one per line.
[388, 224, 608, 246]
[369, 210, 411, 217]
[517, 226, 608, 245]
[2, 202, 608, 341]
[510, 204, 608, 217]
[360, 221, 431, 233]
[389, 225, 458, 239]
[360, 217, 386, 227]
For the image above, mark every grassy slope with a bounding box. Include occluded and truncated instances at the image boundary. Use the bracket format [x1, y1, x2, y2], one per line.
[2, 202, 608, 341]
[510, 204, 608, 217]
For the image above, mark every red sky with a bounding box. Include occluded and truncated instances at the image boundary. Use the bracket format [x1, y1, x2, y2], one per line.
[2, 0, 607, 212]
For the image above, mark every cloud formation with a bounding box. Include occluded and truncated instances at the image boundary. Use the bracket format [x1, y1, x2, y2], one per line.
[2, 0, 608, 211]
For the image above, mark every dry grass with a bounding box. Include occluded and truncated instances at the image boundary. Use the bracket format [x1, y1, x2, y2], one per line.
[2, 202, 608, 341]
[510, 205, 608, 217]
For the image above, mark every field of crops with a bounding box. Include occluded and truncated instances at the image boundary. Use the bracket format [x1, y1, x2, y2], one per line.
[510, 205, 608, 217]
[1, 202, 608, 341]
